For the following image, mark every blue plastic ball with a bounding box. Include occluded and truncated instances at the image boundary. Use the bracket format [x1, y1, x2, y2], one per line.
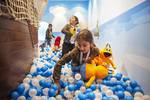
[115, 73, 122, 80]
[41, 66, 48, 72]
[133, 86, 143, 93]
[68, 84, 75, 91]
[124, 96, 134, 100]
[86, 92, 95, 100]
[11, 91, 19, 100]
[48, 88, 56, 97]
[43, 70, 52, 77]
[130, 80, 138, 88]
[116, 91, 124, 99]
[17, 84, 25, 95]
[85, 88, 92, 93]
[52, 84, 58, 91]
[122, 77, 130, 82]
[126, 86, 133, 93]
[90, 84, 96, 91]
[78, 93, 87, 99]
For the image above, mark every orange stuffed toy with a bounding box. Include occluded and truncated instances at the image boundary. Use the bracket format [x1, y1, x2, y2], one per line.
[92, 43, 116, 69]
[80, 63, 108, 87]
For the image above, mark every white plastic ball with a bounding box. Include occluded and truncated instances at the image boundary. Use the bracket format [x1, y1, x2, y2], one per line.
[49, 97, 56, 100]
[134, 92, 143, 98]
[143, 95, 150, 100]
[64, 90, 71, 97]
[80, 86, 86, 93]
[42, 88, 49, 96]
[23, 77, 30, 83]
[75, 73, 81, 80]
[101, 85, 109, 92]
[56, 95, 62, 100]
[124, 91, 131, 96]
[95, 92, 102, 100]
[126, 80, 131, 85]
[134, 96, 143, 100]
[29, 88, 37, 97]
[17, 96, 26, 100]
[110, 77, 117, 82]
[111, 95, 119, 100]
[75, 90, 81, 96]
[106, 89, 113, 96]
[32, 78, 40, 87]
[68, 77, 74, 83]
[23, 83, 30, 91]
[30, 66, 37, 73]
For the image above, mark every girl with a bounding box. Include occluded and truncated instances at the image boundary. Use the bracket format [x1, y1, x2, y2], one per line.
[53, 29, 99, 86]
[61, 16, 80, 57]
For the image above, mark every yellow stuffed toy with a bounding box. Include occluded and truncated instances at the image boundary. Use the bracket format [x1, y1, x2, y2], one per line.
[92, 43, 116, 69]
[80, 63, 108, 87]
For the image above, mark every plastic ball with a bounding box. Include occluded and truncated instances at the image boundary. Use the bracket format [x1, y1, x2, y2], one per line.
[68, 84, 75, 91]
[48, 88, 56, 97]
[80, 86, 86, 93]
[143, 95, 150, 100]
[29, 88, 37, 97]
[41, 66, 48, 72]
[17, 96, 26, 100]
[86, 92, 95, 99]
[130, 80, 138, 88]
[111, 95, 119, 100]
[64, 90, 70, 97]
[124, 91, 131, 96]
[23, 83, 30, 91]
[76, 80, 84, 89]
[133, 87, 143, 93]
[85, 88, 92, 93]
[23, 77, 30, 83]
[116, 91, 124, 99]
[124, 96, 133, 100]
[110, 77, 117, 82]
[51, 84, 58, 91]
[78, 93, 87, 99]
[134, 92, 143, 98]
[31, 78, 40, 87]
[68, 77, 74, 83]
[56, 95, 62, 100]
[17, 84, 25, 95]
[101, 86, 109, 92]
[115, 73, 122, 80]
[122, 76, 130, 82]
[126, 86, 133, 93]
[75, 73, 81, 80]
[105, 89, 113, 96]
[43, 70, 52, 77]
[42, 88, 49, 96]
[11, 91, 19, 100]
[90, 84, 96, 91]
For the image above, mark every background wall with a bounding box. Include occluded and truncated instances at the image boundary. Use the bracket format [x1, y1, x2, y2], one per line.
[38, 0, 88, 41]
[90, 0, 150, 94]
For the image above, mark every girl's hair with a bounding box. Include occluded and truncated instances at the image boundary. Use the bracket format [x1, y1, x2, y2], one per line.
[76, 29, 94, 43]
[70, 16, 79, 25]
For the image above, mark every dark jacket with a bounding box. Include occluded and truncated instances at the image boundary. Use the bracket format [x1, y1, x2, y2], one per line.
[53, 46, 99, 80]
[61, 24, 75, 43]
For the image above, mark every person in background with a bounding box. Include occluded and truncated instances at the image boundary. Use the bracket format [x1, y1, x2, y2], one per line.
[45, 23, 54, 47]
[61, 16, 80, 57]
[53, 29, 99, 89]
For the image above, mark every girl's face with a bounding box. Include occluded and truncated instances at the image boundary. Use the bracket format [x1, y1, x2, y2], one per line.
[77, 40, 91, 54]
[70, 17, 77, 26]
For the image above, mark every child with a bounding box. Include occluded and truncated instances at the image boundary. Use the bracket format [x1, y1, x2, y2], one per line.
[45, 24, 54, 47]
[52, 36, 61, 51]
[61, 16, 80, 57]
[53, 29, 99, 87]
